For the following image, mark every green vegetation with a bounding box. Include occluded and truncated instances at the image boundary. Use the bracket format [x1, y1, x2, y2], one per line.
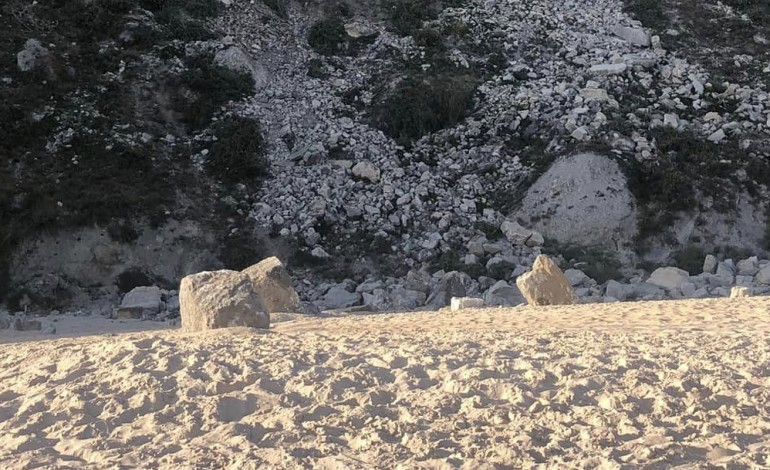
[622, 0, 770, 85]
[372, 72, 478, 145]
[173, 55, 255, 129]
[206, 117, 268, 186]
[621, 128, 769, 243]
[546, 243, 622, 284]
[672, 246, 706, 275]
[381, 0, 439, 36]
[308, 18, 348, 56]
[263, 0, 289, 19]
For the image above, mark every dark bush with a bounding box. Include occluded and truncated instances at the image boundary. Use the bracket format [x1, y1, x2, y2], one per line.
[382, 0, 438, 36]
[116, 268, 155, 293]
[174, 55, 255, 129]
[372, 72, 478, 144]
[308, 18, 347, 56]
[673, 246, 706, 275]
[263, 0, 289, 18]
[206, 117, 268, 185]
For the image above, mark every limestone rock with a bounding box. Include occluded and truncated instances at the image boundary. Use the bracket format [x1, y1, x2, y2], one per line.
[730, 286, 752, 298]
[484, 280, 525, 307]
[564, 269, 589, 287]
[214, 46, 269, 90]
[756, 265, 770, 285]
[736, 257, 759, 276]
[611, 25, 651, 47]
[501, 220, 544, 247]
[119, 286, 162, 314]
[321, 286, 361, 310]
[426, 271, 472, 309]
[242, 257, 302, 313]
[703, 254, 718, 274]
[515, 255, 576, 306]
[0, 314, 10, 330]
[450, 297, 484, 311]
[351, 161, 381, 183]
[647, 267, 690, 293]
[515, 154, 636, 251]
[17, 39, 50, 72]
[589, 63, 627, 75]
[179, 270, 269, 332]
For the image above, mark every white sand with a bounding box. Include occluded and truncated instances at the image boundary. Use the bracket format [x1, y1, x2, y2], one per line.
[2, 298, 770, 468]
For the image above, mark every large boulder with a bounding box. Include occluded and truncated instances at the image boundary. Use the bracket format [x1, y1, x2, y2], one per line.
[426, 271, 473, 310]
[756, 265, 770, 285]
[179, 270, 269, 332]
[647, 267, 690, 293]
[515, 154, 637, 254]
[242, 257, 302, 313]
[515, 255, 576, 306]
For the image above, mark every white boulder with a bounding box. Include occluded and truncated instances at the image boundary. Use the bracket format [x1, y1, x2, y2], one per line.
[647, 267, 690, 293]
[515, 255, 576, 306]
[180, 270, 269, 332]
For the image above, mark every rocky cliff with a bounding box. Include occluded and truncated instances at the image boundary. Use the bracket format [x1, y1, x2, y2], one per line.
[2, 0, 769, 312]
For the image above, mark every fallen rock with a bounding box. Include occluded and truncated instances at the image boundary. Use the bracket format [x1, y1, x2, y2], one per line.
[119, 286, 162, 314]
[17, 39, 50, 72]
[242, 257, 302, 313]
[703, 254, 718, 274]
[611, 25, 651, 47]
[321, 286, 362, 310]
[564, 269, 589, 287]
[736, 257, 759, 276]
[179, 270, 269, 332]
[730, 286, 752, 298]
[351, 161, 381, 183]
[647, 267, 690, 293]
[484, 280, 525, 307]
[589, 63, 627, 75]
[426, 271, 472, 309]
[0, 315, 10, 330]
[755, 265, 770, 285]
[450, 297, 484, 311]
[515, 255, 576, 306]
[501, 220, 544, 247]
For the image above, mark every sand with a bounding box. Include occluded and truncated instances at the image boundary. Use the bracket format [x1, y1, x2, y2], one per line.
[2, 298, 770, 469]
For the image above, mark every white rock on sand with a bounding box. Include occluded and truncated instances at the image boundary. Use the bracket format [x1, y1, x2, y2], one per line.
[4, 298, 770, 468]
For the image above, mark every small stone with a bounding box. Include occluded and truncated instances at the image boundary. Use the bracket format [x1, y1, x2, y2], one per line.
[450, 297, 484, 311]
[589, 63, 627, 75]
[708, 129, 726, 143]
[730, 286, 752, 299]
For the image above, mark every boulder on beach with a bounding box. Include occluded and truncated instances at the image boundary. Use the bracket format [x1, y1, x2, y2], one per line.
[242, 257, 302, 314]
[516, 255, 576, 306]
[179, 270, 269, 332]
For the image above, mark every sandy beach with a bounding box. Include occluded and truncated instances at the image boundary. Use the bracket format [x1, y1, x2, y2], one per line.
[2, 298, 770, 468]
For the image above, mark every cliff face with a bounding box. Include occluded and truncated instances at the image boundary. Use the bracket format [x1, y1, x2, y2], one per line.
[2, 0, 770, 312]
